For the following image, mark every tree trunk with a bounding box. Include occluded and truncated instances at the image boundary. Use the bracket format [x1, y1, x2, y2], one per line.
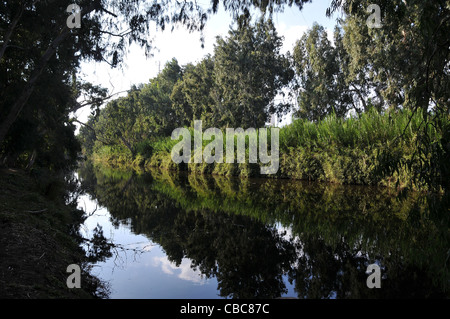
[119, 136, 135, 157]
[350, 83, 367, 111]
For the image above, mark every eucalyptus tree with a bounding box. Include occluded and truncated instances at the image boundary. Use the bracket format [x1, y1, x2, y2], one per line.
[171, 55, 217, 128]
[94, 88, 142, 157]
[213, 16, 293, 128]
[139, 58, 184, 137]
[293, 23, 354, 121]
[330, 0, 449, 114]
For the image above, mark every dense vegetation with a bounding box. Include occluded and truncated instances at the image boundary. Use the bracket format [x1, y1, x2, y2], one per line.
[85, 105, 448, 191]
[0, 0, 323, 299]
[0, 0, 448, 189]
[78, 4, 450, 192]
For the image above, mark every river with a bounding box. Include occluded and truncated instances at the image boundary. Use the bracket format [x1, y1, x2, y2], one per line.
[75, 163, 449, 299]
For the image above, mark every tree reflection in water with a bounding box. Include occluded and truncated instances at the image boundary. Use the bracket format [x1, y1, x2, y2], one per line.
[78, 163, 449, 299]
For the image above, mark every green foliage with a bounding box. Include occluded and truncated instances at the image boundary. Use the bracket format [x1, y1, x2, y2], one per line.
[336, 0, 449, 112]
[213, 16, 293, 128]
[0, 0, 163, 168]
[89, 105, 448, 191]
[4, 0, 304, 171]
[139, 58, 184, 136]
[293, 23, 353, 120]
[278, 108, 447, 189]
[280, 108, 436, 151]
[78, 1, 449, 193]
[92, 145, 133, 167]
[135, 140, 153, 158]
[171, 56, 217, 128]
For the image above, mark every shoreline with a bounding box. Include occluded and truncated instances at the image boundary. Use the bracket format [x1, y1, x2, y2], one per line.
[87, 153, 423, 194]
[0, 168, 107, 299]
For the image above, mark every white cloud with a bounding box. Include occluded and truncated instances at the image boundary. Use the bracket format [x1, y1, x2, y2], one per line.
[153, 256, 207, 284]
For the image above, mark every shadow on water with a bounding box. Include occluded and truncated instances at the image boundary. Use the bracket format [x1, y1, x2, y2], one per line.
[77, 162, 449, 299]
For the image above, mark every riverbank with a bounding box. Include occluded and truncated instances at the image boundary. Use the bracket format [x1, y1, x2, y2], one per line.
[0, 168, 106, 298]
[90, 142, 414, 191]
[86, 109, 448, 193]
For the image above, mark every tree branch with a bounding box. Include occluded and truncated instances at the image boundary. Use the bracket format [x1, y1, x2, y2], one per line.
[72, 119, 115, 146]
[101, 7, 118, 18]
[69, 90, 128, 115]
[98, 29, 132, 38]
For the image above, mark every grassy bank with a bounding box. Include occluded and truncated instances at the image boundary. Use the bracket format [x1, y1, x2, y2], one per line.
[0, 168, 106, 298]
[90, 109, 448, 191]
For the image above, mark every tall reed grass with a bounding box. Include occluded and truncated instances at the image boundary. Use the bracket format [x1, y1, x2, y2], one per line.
[279, 108, 436, 151]
[92, 108, 447, 190]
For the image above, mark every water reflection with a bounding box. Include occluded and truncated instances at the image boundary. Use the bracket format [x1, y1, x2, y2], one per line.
[78, 163, 449, 299]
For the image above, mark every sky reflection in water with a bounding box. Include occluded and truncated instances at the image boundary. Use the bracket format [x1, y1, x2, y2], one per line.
[77, 165, 449, 299]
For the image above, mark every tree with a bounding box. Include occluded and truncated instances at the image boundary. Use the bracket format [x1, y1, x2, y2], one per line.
[93, 87, 143, 157]
[139, 58, 184, 137]
[77, 115, 98, 157]
[213, 16, 293, 128]
[0, 0, 323, 172]
[0, 0, 154, 168]
[330, 0, 449, 114]
[88, 59, 184, 158]
[0, 0, 100, 145]
[333, 24, 372, 113]
[293, 23, 352, 121]
[171, 55, 217, 128]
[293, 22, 381, 121]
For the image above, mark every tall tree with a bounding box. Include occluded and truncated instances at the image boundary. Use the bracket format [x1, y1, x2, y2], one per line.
[139, 58, 183, 137]
[333, 0, 450, 190]
[94, 88, 142, 157]
[333, 24, 372, 113]
[293, 23, 353, 121]
[329, 0, 449, 114]
[171, 55, 217, 128]
[213, 16, 293, 128]
[293, 22, 378, 121]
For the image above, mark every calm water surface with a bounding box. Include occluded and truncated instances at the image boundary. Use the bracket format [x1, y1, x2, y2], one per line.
[76, 164, 449, 299]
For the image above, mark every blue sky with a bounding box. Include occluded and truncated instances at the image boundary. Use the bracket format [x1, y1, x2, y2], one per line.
[75, 1, 341, 124]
